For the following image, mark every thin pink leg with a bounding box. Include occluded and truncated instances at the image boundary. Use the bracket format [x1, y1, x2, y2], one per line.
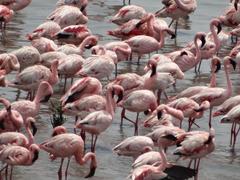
[64, 157, 71, 180]
[9, 167, 12, 180]
[134, 113, 139, 136]
[58, 158, 64, 180]
[230, 122, 236, 146]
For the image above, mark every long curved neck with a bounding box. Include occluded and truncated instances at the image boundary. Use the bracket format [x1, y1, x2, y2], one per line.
[106, 89, 115, 117]
[115, 46, 131, 57]
[26, 125, 34, 146]
[49, 63, 59, 85]
[0, 98, 10, 108]
[209, 71, 216, 87]
[224, 63, 232, 97]
[194, 36, 201, 63]
[165, 106, 184, 121]
[158, 146, 167, 171]
[147, 15, 155, 36]
[75, 151, 96, 167]
[33, 86, 43, 104]
[79, 37, 95, 54]
[158, 29, 165, 48]
[174, 0, 195, 12]
[9, 57, 20, 71]
[210, 23, 220, 53]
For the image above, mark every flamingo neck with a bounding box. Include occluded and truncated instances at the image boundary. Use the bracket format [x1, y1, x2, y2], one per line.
[224, 64, 232, 97]
[49, 64, 59, 85]
[210, 23, 220, 53]
[106, 88, 115, 117]
[26, 126, 34, 146]
[158, 146, 167, 171]
[150, 63, 157, 77]
[147, 15, 155, 37]
[75, 151, 96, 167]
[158, 29, 165, 48]
[209, 71, 216, 87]
[79, 37, 94, 54]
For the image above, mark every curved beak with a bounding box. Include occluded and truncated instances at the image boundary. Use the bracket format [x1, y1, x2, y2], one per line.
[215, 60, 221, 73]
[31, 121, 38, 136]
[230, 58, 237, 70]
[116, 91, 123, 103]
[85, 166, 96, 178]
[157, 111, 162, 120]
[216, 23, 222, 34]
[40, 94, 52, 103]
[200, 35, 206, 48]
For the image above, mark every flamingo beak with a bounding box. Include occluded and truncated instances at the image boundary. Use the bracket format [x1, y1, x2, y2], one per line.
[234, 1, 238, 11]
[157, 111, 162, 120]
[85, 166, 96, 178]
[55, 32, 72, 39]
[180, 51, 188, 56]
[229, 59, 237, 70]
[117, 91, 123, 103]
[200, 35, 206, 48]
[31, 121, 38, 136]
[215, 61, 221, 73]
[217, 23, 222, 34]
[40, 94, 52, 103]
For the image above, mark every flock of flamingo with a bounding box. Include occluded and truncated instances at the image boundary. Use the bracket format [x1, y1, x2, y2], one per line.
[0, 0, 239, 179]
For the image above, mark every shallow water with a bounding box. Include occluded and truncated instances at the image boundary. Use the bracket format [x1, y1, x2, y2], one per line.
[0, 0, 240, 180]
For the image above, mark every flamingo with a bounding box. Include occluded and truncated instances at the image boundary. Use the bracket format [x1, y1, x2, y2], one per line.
[40, 131, 97, 179]
[143, 104, 184, 128]
[27, 21, 61, 40]
[0, 5, 13, 31]
[10, 81, 53, 121]
[58, 54, 85, 91]
[11, 46, 41, 71]
[6, 60, 58, 99]
[0, 144, 39, 180]
[155, 0, 197, 35]
[118, 89, 157, 135]
[47, 5, 88, 28]
[124, 27, 175, 63]
[57, 35, 98, 55]
[110, 5, 147, 25]
[213, 95, 240, 117]
[56, 0, 88, 15]
[190, 56, 236, 128]
[221, 104, 240, 148]
[54, 25, 92, 45]
[0, 53, 19, 74]
[167, 32, 206, 72]
[112, 136, 154, 160]
[174, 129, 215, 180]
[40, 51, 67, 68]
[0, 0, 31, 11]
[30, 37, 58, 54]
[75, 84, 123, 152]
[60, 77, 102, 106]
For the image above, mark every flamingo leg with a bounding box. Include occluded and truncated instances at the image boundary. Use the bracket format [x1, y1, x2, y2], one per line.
[9, 167, 12, 180]
[175, 20, 178, 37]
[63, 77, 67, 93]
[195, 158, 201, 180]
[233, 123, 240, 148]
[64, 157, 71, 180]
[197, 59, 203, 73]
[92, 135, 98, 152]
[168, 19, 174, 28]
[230, 122, 236, 146]
[58, 158, 64, 180]
[134, 113, 139, 135]
[115, 64, 118, 78]
[188, 117, 193, 131]
[74, 116, 78, 134]
[157, 90, 162, 105]
[188, 159, 193, 168]
[4, 165, 7, 180]
[70, 78, 74, 85]
[137, 55, 141, 65]
[121, 108, 136, 124]
[208, 107, 213, 129]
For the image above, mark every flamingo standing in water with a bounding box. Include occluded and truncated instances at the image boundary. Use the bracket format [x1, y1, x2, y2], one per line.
[0, 5, 14, 31]
[174, 129, 215, 180]
[56, 0, 88, 15]
[110, 5, 147, 25]
[221, 104, 240, 148]
[0, 144, 39, 180]
[76, 85, 123, 152]
[40, 127, 97, 179]
[190, 56, 236, 128]
[30, 37, 58, 54]
[155, 0, 197, 36]
[112, 136, 154, 160]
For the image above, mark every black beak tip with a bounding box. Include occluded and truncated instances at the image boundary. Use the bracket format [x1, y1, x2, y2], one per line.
[31, 122, 38, 136]
[157, 111, 162, 120]
[116, 92, 123, 104]
[40, 94, 52, 103]
[85, 167, 96, 178]
[215, 62, 221, 73]
[200, 36, 206, 48]
[171, 34, 176, 39]
[85, 44, 94, 49]
[217, 23, 222, 34]
[56, 33, 71, 39]
[230, 59, 237, 70]
[180, 51, 188, 56]
[234, 2, 238, 11]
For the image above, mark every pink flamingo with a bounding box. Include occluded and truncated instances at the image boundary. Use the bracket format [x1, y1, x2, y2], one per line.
[167, 32, 206, 72]
[124, 27, 175, 63]
[30, 37, 58, 54]
[155, 0, 197, 35]
[58, 54, 85, 91]
[27, 21, 61, 40]
[190, 56, 235, 128]
[112, 136, 154, 160]
[11, 46, 41, 71]
[0, 144, 39, 180]
[221, 104, 240, 148]
[47, 5, 88, 28]
[40, 131, 97, 179]
[56, 0, 88, 15]
[1, 0, 31, 11]
[40, 51, 67, 68]
[213, 95, 240, 117]
[118, 89, 157, 135]
[143, 58, 175, 104]
[168, 97, 210, 131]
[10, 81, 53, 121]
[61, 76, 102, 106]
[0, 53, 19, 74]
[174, 129, 215, 180]
[143, 104, 184, 128]
[7, 60, 58, 99]
[57, 35, 98, 55]
[54, 25, 92, 45]
[0, 5, 13, 31]
[110, 5, 146, 25]
[75, 84, 123, 152]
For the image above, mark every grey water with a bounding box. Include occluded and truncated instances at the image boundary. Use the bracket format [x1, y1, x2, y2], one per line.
[0, 0, 239, 180]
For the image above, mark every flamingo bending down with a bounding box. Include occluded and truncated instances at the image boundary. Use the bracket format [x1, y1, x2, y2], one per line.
[57, 35, 98, 55]
[0, 144, 39, 180]
[190, 56, 235, 128]
[75, 85, 123, 152]
[221, 104, 240, 148]
[0, 5, 14, 31]
[27, 21, 61, 40]
[0, 53, 19, 74]
[112, 136, 154, 160]
[118, 89, 157, 135]
[47, 5, 88, 28]
[10, 81, 53, 121]
[110, 5, 147, 25]
[40, 131, 97, 179]
[1, 0, 31, 11]
[40, 51, 67, 68]
[30, 37, 58, 54]
[174, 129, 215, 180]
[54, 25, 92, 45]
[61, 77, 102, 106]
[155, 0, 197, 36]
[56, 0, 88, 15]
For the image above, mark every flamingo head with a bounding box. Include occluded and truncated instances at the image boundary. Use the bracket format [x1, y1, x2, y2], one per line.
[211, 56, 221, 73]
[51, 126, 67, 137]
[111, 85, 124, 103]
[26, 117, 37, 136]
